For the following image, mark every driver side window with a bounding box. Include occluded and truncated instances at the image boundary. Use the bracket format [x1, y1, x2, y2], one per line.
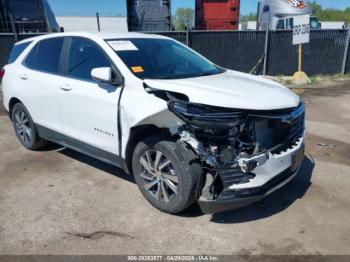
[67, 37, 111, 82]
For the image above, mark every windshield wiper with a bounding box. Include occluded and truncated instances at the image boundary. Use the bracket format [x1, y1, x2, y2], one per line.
[192, 70, 220, 78]
[147, 70, 221, 80]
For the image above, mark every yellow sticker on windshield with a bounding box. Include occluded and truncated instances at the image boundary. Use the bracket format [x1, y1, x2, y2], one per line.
[131, 66, 144, 73]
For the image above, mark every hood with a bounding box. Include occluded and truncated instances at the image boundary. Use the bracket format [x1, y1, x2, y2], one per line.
[144, 70, 300, 110]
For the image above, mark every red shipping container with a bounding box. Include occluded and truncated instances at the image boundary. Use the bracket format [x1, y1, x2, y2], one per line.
[195, 0, 240, 30]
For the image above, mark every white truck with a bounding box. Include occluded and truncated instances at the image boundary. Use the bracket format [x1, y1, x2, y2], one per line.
[257, 0, 319, 30]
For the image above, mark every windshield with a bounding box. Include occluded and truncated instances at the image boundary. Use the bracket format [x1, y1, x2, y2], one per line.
[107, 38, 225, 80]
[310, 17, 319, 29]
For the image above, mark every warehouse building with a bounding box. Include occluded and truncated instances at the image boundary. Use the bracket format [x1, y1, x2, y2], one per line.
[56, 16, 128, 33]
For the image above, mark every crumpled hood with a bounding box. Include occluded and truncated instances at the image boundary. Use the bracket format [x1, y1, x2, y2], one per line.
[144, 70, 300, 110]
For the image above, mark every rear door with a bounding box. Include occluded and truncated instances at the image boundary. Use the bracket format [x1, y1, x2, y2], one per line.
[19, 37, 65, 133]
[58, 37, 122, 156]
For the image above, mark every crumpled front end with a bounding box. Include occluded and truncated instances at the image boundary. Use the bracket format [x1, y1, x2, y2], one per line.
[168, 101, 306, 214]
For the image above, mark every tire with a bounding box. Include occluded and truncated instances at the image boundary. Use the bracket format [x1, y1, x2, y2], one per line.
[11, 103, 47, 150]
[132, 135, 203, 214]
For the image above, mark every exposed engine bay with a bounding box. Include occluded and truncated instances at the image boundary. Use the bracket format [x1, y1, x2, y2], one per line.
[147, 87, 305, 202]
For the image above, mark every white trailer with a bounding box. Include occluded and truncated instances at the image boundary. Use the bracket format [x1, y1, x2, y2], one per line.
[257, 0, 319, 30]
[319, 21, 346, 29]
[240, 21, 258, 30]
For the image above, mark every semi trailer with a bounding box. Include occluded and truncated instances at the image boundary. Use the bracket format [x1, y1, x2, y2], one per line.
[257, 0, 319, 30]
[126, 0, 171, 32]
[195, 0, 240, 30]
[0, 0, 58, 33]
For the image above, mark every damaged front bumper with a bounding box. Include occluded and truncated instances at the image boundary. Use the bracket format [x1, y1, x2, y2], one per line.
[198, 136, 305, 214]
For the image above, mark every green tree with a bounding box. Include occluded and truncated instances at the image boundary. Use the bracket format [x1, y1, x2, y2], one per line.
[240, 12, 257, 22]
[309, 1, 323, 18]
[173, 8, 194, 31]
[309, 1, 350, 25]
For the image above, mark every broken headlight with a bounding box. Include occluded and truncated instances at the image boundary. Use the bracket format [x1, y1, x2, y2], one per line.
[168, 101, 243, 129]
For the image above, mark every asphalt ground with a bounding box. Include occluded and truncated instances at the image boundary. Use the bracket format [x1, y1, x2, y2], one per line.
[0, 81, 350, 255]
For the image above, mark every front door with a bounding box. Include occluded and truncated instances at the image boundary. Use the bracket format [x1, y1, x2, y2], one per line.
[59, 37, 122, 156]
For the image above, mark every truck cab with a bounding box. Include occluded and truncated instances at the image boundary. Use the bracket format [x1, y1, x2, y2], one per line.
[257, 0, 319, 30]
[276, 15, 319, 29]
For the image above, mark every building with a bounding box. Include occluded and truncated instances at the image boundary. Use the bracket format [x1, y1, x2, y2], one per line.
[56, 16, 128, 33]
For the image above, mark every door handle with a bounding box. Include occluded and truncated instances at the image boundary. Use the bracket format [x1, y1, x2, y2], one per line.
[20, 73, 28, 80]
[60, 84, 72, 92]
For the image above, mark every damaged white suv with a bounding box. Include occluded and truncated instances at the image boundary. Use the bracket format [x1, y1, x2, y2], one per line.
[2, 33, 305, 214]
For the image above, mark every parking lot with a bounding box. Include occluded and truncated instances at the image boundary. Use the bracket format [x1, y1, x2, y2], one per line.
[0, 80, 350, 255]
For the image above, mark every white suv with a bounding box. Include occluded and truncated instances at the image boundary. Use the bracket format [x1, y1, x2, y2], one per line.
[1, 32, 305, 214]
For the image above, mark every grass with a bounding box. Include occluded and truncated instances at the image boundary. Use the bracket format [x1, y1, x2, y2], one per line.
[309, 75, 320, 85]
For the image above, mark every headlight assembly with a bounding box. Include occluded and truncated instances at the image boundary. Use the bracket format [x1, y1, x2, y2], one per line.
[168, 101, 243, 128]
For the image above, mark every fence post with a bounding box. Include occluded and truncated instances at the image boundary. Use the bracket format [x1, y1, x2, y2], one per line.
[263, 27, 270, 76]
[8, 13, 18, 42]
[186, 27, 189, 46]
[341, 25, 350, 75]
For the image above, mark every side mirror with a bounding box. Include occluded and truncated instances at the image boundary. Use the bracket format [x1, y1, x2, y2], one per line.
[91, 67, 113, 83]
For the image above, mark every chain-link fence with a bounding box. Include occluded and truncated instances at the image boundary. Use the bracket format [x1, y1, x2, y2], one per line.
[0, 33, 44, 69]
[190, 31, 266, 74]
[267, 29, 348, 76]
[1, 29, 350, 75]
[0, 34, 16, 69]
[155, 29, 350, 76]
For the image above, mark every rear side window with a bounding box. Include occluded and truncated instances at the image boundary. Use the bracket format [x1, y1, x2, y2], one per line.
[25, 37, 64, 74]
[8, 41, 32, 64]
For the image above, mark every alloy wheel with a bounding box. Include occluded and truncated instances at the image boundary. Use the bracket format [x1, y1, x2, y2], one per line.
[14, 109, 33, 147]
[139, 150, 178, 203]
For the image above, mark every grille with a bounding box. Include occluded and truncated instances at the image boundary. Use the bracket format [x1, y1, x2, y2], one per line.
[219, 170, 254, 189]
[252, 103, 305, 154]
[221, 168, 294, 199]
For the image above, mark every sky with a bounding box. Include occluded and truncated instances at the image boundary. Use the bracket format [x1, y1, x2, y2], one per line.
[47, 0, 350, 16]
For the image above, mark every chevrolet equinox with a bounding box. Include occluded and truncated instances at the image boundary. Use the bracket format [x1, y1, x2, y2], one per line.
[1, 33, 305, 214]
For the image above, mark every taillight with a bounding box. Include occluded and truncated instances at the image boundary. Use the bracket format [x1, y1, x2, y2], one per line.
[0, 69, 4, 79]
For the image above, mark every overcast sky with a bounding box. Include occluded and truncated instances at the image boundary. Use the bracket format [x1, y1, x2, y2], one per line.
[47, 0, 350, 16]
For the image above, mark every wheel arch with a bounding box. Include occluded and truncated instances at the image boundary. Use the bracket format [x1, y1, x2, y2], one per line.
[8, 97, 23, 119]
[125, 124, 173, 174]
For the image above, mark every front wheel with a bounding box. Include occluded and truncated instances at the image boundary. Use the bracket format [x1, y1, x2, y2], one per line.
[132, 135, 203, 214]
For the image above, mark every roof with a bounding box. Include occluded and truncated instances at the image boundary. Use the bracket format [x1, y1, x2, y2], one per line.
[16, 31, 169, 45]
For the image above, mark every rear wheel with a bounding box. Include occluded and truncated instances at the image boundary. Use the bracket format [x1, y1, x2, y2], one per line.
[132, 135, 203, 214]
[12, 103, 47, 150]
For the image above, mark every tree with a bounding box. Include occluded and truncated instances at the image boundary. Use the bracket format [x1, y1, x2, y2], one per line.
[309, 1, 322, 18]
[173, 8, 194, 31]
[240, 12, 257, 22]
[309, 1, 350, 25]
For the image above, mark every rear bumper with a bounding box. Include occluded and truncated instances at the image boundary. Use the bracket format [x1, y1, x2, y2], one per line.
[198, 167, 300, 214]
